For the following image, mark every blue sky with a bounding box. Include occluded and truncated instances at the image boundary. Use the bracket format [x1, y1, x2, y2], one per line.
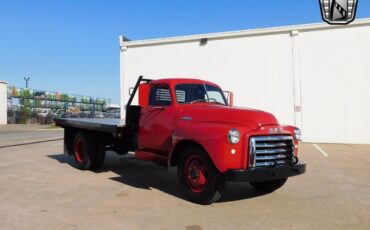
[1, 0, 369, 104]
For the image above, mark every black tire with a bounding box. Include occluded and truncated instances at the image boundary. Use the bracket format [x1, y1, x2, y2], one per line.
[91, 139, 106, 170]
[73, 132, 96, 170]
[177, 146, 226, 205]
[249, 178, 287, 192]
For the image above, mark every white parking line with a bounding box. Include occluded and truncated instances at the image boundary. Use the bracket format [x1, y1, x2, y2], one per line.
[313, 144, 328, 157]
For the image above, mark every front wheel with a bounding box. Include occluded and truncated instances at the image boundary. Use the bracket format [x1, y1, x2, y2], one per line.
[177, 146, 225, 205]
[249, 178, 287, 192]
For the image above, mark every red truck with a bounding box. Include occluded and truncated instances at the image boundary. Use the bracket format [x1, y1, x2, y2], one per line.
[55, 76, 306, 204]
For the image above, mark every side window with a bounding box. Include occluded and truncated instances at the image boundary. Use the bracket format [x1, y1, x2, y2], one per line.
[149, 85, 172, 106]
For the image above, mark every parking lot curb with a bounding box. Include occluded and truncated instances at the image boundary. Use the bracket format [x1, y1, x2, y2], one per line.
[0, 138, 63, 149]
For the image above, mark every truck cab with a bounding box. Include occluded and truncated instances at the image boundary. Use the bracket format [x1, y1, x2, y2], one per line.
[56, 76, 306, 204]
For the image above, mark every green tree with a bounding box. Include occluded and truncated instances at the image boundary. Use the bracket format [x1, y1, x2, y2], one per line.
[19, 107, 29, 124]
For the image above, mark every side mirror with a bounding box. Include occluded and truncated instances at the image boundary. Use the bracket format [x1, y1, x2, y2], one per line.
[223, 91, 234, 106]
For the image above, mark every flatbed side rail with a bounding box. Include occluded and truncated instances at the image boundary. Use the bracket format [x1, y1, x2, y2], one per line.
[54, 118, 126, 134]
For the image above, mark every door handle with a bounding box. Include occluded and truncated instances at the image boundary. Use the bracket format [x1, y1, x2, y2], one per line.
[141, 107, 165, 114]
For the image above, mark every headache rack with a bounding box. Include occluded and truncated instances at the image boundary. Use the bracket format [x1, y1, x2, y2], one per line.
[249, 135, 295, 168]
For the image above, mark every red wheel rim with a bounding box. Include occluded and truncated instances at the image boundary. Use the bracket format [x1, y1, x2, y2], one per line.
[75, 139, 84, 163]
[184, 155, 208, 193]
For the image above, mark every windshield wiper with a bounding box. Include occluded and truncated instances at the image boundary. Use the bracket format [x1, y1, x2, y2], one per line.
[190, 99, 208, 104]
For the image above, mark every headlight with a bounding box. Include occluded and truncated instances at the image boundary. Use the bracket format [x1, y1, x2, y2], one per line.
[228, 129, 240, 144]
[294, 128, 301, 141]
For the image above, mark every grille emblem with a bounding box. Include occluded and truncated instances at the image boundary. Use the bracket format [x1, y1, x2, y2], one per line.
[319, 0, 358, 25]
[269, 127, 280, 134]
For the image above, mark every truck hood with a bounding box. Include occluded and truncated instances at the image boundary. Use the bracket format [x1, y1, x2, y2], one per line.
[178, 104, 278, 129]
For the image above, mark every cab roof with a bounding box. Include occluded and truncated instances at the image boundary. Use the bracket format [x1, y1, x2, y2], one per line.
[149, 78, 222, 89]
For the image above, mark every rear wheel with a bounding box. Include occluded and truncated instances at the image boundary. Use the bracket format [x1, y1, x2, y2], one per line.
[249, 178, 287, 192]
[178, 146, 225, 204]
[91, 140, 106, 170]
[73, 132, 96, 170]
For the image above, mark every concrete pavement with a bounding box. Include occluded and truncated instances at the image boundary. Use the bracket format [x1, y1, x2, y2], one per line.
[0, 128, 369, 229]
[0, 124, 63, 147]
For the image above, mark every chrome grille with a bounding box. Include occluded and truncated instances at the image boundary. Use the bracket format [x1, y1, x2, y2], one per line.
[249, 136, 294, 167]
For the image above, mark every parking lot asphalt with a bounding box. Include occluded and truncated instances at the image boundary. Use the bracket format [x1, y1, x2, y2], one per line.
[0, 129, 369, 229]
[0, 125, 63, 147]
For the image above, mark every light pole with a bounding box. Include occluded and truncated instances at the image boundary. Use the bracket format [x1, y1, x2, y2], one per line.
[24, 77, 30, 88]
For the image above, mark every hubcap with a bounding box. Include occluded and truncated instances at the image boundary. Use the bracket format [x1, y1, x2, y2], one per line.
[184, 155, 208, 192]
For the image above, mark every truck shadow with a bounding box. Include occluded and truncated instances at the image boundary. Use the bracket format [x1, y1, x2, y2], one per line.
[48, 152, 270, 203]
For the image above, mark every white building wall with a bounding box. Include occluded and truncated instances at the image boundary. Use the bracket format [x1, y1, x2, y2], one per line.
[120, 19, 370, 144]
[121, 33, 296, 126]
[0, 81, 8, 125]
[299, 25, 370, 144]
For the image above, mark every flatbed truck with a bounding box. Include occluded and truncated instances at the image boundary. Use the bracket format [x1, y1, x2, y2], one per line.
[55, 76, 306, 204]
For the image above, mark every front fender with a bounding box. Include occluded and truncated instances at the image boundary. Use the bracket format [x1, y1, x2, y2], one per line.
[171, 122, 247, 173]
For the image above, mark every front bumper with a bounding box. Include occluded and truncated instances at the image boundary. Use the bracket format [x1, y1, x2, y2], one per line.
[226, 161, 306, 182]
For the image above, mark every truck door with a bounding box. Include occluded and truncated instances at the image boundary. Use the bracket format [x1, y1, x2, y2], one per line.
[138, 84, 175, 154]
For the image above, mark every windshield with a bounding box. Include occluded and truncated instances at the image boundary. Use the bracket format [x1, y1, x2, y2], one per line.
[175, 84, 228, 105]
